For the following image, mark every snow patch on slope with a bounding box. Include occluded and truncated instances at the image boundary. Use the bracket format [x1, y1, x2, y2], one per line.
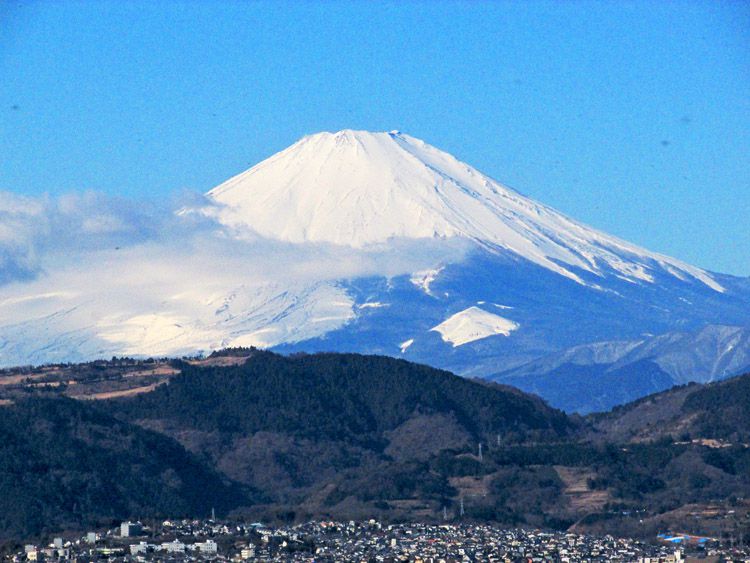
[358, 301, 388, 309]
[399, 338, 414, 353]
[431, 306, 519, 347]
[410, 267, 443, 296]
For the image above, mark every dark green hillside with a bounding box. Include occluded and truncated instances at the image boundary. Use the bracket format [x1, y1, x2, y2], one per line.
[106, 353, 750, 535]
[107, 352, 573, 526]
[0, 397, 248, 540]
[115, 351, 572, 445]
[682, 372, 750, 441]
[590, 371, 750, 443]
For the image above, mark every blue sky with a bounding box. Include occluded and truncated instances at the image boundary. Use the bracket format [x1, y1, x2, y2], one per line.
[1, 0, 748, 275]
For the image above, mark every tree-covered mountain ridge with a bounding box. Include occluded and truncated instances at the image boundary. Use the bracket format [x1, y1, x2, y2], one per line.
[114, 350, 573, 444]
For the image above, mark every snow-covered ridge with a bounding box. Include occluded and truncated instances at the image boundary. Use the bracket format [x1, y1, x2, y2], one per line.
[202, 129, 723, 292]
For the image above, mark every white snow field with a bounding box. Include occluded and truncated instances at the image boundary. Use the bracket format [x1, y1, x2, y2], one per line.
[430, 306, 519, 347]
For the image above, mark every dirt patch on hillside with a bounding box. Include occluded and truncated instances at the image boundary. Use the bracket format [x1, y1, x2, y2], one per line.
[71, 381, 168, 400]
[554, 465, 610, 513]
[187, 356, 251, 368]
[449, 474, 493, 499]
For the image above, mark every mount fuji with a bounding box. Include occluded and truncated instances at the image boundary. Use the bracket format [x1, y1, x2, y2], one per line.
[202, 130, 722, 290]
[2, 129, 749, 410]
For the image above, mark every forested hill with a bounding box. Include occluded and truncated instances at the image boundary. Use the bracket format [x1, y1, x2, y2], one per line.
[113, 351, 573, 445]
[590, 370, 750, 443]
[105, 351, 578, 531]
[682, 371, 750, 440]
[1, 352, 748, 544]
[105, 358, 750, 540]
[0, 397, 248, 541]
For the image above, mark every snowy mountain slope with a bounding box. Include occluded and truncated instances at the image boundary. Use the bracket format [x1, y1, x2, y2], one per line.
[276, 250, 750, 379]
[202, 130, 723, 291]
[497, 324, 750, 385]
[0, 253, 353, 366]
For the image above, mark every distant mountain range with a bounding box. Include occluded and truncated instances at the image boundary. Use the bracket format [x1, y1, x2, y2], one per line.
[494, 324, 750, 412]
[1, 130, 749, 410]
[1, 351, 748, 542]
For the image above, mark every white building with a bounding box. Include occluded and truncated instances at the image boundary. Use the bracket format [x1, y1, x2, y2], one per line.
[239, 544, 256, 560]
[196, 539, 218, 554]
[121, 521, 143, 537]
[162, 540, 186, 553]
[130, 542, 149, 555]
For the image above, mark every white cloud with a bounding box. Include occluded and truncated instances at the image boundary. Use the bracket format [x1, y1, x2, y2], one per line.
[0, 189, 470, 365]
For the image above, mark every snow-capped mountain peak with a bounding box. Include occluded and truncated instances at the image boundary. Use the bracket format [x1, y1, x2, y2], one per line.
[1, 129, 748, 405]
[203, 130, 722, 291]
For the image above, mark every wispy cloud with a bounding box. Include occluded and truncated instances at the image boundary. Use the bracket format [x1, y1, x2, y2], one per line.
[0, 189, 471, 284]
[0, 189, 470, 365]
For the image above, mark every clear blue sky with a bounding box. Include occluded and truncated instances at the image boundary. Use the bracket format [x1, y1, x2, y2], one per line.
[1, 1, 748, 275]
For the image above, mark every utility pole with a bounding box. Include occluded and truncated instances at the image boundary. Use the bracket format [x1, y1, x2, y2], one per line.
[478, 443, 483, 462]
[442, 506, 448, 521]
[460, 497, 465, 517]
